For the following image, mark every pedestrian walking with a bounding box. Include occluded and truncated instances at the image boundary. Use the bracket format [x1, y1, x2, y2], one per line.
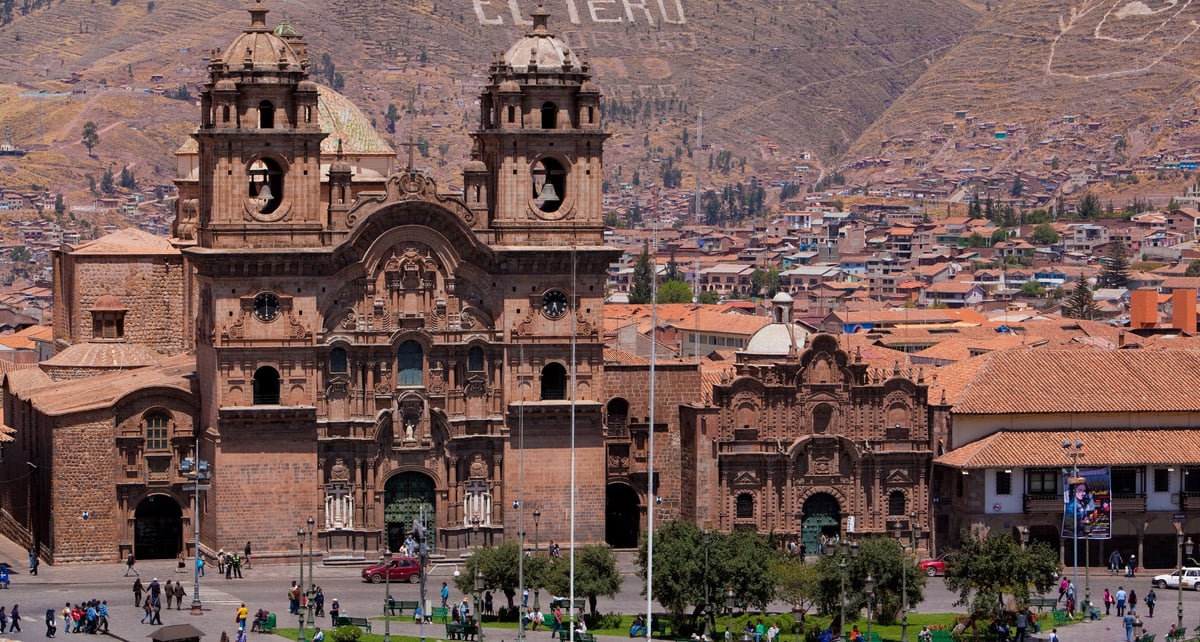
[329, 598, 340, 628]
[1116, 586, 1127, 617]
[244, 542, 253, 569]
[151, 594, 163, 625]
[125, 553, 138, 577]
[197, 556, 205, 578]
[133, 578, 144, 607]
[1104, 589, 1113, 616]
[1110, 551, 1123, 575]
[1147, 589, 1156, 618]
[45, 608, 56, 638]
[441, 582, 449, 608]
[141, 601, 152, 625]
[236, 602, 248, 631]
[1124, 613, 1135, 642]
[12, 604, 22, 632]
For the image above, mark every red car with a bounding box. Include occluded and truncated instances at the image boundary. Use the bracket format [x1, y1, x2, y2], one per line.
[361, 557, 422, 583]
[917, 553, 953, 576]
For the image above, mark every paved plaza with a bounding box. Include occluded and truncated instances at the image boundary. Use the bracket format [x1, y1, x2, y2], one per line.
[0, 534, 1193, 642]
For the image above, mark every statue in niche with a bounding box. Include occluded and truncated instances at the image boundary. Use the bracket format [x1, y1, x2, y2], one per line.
[404, 413, 417, 441]
[330, 457, 350, 482]
[469, 453, 487, 479]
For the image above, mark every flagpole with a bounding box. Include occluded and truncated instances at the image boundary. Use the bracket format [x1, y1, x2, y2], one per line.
[646, 216, 658, 641]
[569, 246, 577, 632]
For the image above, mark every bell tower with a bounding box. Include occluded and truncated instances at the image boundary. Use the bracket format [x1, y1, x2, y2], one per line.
[192, 0, 327, 249]
[469, 5, 606, 247]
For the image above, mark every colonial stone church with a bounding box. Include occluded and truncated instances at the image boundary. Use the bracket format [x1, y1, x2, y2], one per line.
[0, 2, 617, 563]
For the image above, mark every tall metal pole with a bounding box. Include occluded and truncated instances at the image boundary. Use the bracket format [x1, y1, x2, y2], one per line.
[897, 522, 908, 642]
[190, 433, 203, 615]
[307, 517, 316, 628]
[1063, 439, 1083, 615]
[384, 549, 392, 642]
[826, 540, 856, 642]
[297, 530, 306, 642]
[864, 576, 875, 642]
[1177, 526, 1185, 634]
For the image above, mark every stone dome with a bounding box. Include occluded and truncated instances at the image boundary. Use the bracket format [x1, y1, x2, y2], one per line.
[744, 322, 808, 356]
[41, 342, 164, 381]
[502, 6, 581, 73]
[220, 3, 304, 73]
[743, 292, 808, 356]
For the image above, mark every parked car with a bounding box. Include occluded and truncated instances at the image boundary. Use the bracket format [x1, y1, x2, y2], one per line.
[917, 553, 954, 576]
[361, 556, 421, 583]
[1152, 568, 1200, 590]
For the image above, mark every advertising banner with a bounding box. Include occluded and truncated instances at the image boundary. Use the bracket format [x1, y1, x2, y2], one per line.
[1062, 467, 1111, 540]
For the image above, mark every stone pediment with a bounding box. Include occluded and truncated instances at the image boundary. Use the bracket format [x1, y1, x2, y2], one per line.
[345, 170, 476, 228]
[884, 467, 914, 485]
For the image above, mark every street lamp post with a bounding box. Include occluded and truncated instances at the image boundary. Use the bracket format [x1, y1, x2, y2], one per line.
[183, 448, 210, 616]
[297, 529, 307, 642]
[1063, 439, 1084, 614]
[897, 516, 920, 642]
[383, 549, 393, 642]
[704, 531, 712, 638]
[475, 570, 487, 642]
[533, 509, 541, 553]
[864, 575, 876, 642]
[307, 516, 316, 628]
[825, 540, 859, 641]
[725, 588, 736, 642]
[1175, 523, 1193, 633]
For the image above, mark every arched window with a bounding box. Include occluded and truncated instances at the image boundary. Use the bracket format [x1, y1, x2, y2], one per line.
[248, 158, 283, 215]
[507, 105, 515, 124]
[222, 105, 230, 123]
[468, 346, 484, 372]
[252, 366, 281, 404]
[145, 413, 170, 451]
[330, 347, 348, 373]
[888, 490, 906, 516]
[258, 100, 275, 128]
[304, 105, 312, 123]
[736, 493, 754, 519]
[398, 341, 423, 386]
[587, 106, 594, 124]
[531, 157, 566, 214]
[812, 404, 832, 434]
[541, 363, 567, 400]
[541, 101, 558, 129]
[606, 397, 629, 436]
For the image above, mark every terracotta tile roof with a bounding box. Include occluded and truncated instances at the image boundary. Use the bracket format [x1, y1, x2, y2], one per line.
[17, 355, 195, 416]
[67, 228, 178, 255]
[936, 429, 1200, 468]
[911, 334, 1030, 363]
[604, 348, 649, 365]
[945, 349, 1200, 414]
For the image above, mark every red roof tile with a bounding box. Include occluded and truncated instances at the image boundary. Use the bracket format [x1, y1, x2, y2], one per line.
[936, 429, 1200, 468]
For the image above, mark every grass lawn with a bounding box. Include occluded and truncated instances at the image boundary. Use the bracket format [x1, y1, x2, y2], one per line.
[273, 610, 1091, 642]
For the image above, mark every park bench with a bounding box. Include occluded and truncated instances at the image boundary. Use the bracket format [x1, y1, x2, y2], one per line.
[1027, 597, 1057, 611]
[1136, 634, 1156, 642]
[651, 616, 670, 638]
[868, 631, 883, 642]
[551, 598, 588, 613]
[433, 607, 450, 622]
[446, 620, 479, 640]
[543, 613, 556, 629]
[930, 630, 952, 642]
[335, 616, 373, 633]
[573, 632, 596, 642]
[387, 600, 419, 616]
[1051, 610, 1071, 625]
[252, 613, 276, 634]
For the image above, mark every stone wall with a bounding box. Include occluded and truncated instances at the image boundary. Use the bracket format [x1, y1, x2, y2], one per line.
[65, 255, 189, 354]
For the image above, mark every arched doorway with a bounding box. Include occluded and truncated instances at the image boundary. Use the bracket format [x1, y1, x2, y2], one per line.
[384, 472, 436, 553]
[606, 483, 640, 548]
[134, 494, 183, 560]
[801, 493, 841, 554]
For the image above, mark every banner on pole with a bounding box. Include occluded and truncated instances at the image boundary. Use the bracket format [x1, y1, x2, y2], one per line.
[1061, 467, 1111, 540]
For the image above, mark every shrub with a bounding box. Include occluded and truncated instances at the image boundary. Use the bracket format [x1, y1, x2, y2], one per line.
[330, 625, 362, 642]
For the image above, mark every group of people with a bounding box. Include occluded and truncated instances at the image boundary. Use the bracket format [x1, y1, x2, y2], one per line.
[285, 581, 327, 617]
[0, 604, 21, 634]
[58, 601, 108, 634]
[1104, 586, 1156, 618]
[1108, 550, 1139, 577]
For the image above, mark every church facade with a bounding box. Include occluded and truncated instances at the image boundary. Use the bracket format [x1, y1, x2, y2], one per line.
[1, 3, 617, 563]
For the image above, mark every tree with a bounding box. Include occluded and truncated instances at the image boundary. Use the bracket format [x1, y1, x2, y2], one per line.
[1186, 259, 1200, 278]
[385, 104, 400, 133]
[542, 544, 621, 616]
[943, 530, 1058, 620]
[81, 121, 99, 155]
[119, 167, 136, 190]
[636, 521, 775, 627]
[750, 267, 781, 298]
[697, 290, 719, 304]
[1010, 175, 1024, 197]
[1096, 242, 1130, 289]
[664, 251, 684, 283]
[629, 242, 654, 304]
[966, 232, 988, 248]
[54, 194, 64, 215]
[813, 538, 925, 631]
[1076, 193, 1102, 219]
[1019, 281, 1046, 297]
[657, 279, 694, 304]
[1064, 277, 1099, 320]
[10, 246, 31, 264]
[772, 555, 820, 614]
[990, 228, 1009, 246]
[100, 168, 115, 194]
[453, 541, 539, 610]
[1030, 224, 1059, 245]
